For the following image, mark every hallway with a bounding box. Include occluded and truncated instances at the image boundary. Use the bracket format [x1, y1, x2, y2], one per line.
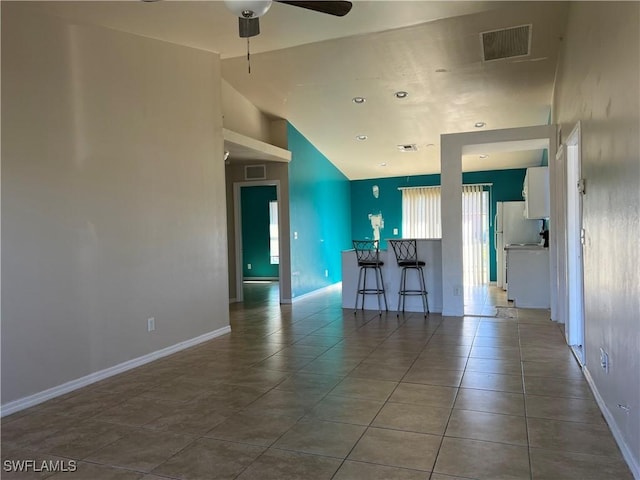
[1, 286, 632, 479]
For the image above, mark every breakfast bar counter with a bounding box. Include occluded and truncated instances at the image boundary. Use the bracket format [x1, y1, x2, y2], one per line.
[341, 239, 443, 313]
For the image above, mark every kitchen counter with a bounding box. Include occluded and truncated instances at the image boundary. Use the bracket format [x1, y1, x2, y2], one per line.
[506, 247, 550, 308]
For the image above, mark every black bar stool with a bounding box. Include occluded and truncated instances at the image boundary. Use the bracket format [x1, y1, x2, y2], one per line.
[388, 239, 429, 317]
[352, 240, 388, 315]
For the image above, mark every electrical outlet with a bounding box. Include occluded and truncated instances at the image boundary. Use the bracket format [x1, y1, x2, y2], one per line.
[247, 263, 252, 270]
[393, 228, 399, 235]
[324, 269, 329, 278]
[453, 286, 462, 297]
[147, 317, 155, 332]
[600, 347, 609, 373]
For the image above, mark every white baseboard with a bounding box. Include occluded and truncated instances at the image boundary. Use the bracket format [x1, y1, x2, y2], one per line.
[0, 325, 231, 417]
[292, 282, 341, 302]
[583, 367, 640, 479]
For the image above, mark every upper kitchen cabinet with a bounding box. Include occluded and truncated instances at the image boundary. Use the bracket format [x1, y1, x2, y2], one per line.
[523, 166, 550, 219]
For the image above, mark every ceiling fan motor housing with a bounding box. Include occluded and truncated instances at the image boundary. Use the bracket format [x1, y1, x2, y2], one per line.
[239, 17, 260, 38]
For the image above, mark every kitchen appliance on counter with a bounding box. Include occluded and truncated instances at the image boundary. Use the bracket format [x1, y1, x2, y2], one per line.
[495, 201, 542, 289]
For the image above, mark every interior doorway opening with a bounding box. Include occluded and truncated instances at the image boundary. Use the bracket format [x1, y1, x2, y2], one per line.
[233, 181, 283, 304]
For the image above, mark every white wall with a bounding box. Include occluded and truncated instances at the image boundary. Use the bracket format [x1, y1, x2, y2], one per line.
[1, 7, 229, 406]
[553, 2, 640, 475]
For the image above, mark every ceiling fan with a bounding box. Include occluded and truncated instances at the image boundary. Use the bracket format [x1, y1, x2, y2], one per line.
[224, 0, 352, 72]
[224, 1, 353, 38]
[144, 0, 352, 72]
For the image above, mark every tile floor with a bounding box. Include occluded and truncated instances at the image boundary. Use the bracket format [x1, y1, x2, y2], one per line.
[1, 283, 633, 480]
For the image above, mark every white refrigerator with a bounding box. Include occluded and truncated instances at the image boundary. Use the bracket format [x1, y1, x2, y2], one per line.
[495, 201, 542, 289]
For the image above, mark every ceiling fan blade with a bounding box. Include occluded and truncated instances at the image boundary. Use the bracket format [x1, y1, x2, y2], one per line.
[276, 1, 352, 17]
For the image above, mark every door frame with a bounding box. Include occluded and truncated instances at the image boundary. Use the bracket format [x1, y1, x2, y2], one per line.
[233, 180, 283, 303]
[564, 121, 585, 363]
[554, 144, 569, 328]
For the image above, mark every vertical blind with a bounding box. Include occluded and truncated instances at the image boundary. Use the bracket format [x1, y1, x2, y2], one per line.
[401, 184, 489, 285]
[401, 186, 442, 238]
[462, 185, 489, 285]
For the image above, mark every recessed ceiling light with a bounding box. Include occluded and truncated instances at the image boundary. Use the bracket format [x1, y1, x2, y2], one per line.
[426, 143, 435, 147]
[475, 122, 486, 128]
[352, 97, 366, 104]
[435, 68, 448, 73]
[479, 154, 489, 159]
[356, 135, 368, 141]
[380, 163, 387, 167]
[394, 91, 409, 99]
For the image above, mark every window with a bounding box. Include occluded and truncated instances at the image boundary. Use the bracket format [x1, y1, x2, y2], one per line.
[269, 200, 279, 264]
[401, 186, 442, 238]
[402, 184, 490, 285]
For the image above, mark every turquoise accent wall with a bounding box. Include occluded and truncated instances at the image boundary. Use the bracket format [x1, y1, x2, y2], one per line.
[241, 185, 278, 278]
[351, 169, 528, 281]
[287, 123, 352, 297]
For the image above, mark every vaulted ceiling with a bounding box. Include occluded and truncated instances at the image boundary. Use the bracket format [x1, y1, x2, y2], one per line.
[17, 1, 569, 179]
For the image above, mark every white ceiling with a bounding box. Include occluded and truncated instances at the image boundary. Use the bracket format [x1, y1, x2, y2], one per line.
[18, 0, 569, 179]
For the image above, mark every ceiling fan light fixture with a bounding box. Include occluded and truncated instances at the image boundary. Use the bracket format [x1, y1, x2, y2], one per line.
[352, 97, 366, 104]
[224, 0, 273, 18]
[394, 91, 409, 99]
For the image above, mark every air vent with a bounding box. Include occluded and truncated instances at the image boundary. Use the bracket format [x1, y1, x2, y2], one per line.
[397, 144, 418, 152]
[244, 164, 266, 180]
[481, 24, 531, 62]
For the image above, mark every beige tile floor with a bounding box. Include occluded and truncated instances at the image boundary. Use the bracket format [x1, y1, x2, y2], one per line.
[1, 282, 633, 480]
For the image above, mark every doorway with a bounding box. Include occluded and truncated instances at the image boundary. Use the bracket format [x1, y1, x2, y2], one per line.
[233, 180, 283, 304]
[565, 122, 585, 363]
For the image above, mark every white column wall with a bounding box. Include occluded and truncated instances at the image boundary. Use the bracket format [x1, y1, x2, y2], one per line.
[440, 136, 464, 316]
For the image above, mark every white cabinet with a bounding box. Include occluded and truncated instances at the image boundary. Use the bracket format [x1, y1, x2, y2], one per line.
[523, 166, 550, 219]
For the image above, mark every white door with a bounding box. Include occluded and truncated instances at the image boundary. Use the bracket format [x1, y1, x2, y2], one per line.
[565, 123, 585, 363]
